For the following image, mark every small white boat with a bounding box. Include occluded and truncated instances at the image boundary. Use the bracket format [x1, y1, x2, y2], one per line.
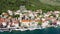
[14, 28, 28, 31]
[28, 28, 36, 31]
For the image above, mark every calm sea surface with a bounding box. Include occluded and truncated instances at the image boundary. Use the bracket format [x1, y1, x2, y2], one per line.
[0, 27, 60, 34]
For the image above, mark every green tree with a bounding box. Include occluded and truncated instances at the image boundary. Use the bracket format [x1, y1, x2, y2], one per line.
[14, 14, 20, 18]
[38, 21, 42, 26]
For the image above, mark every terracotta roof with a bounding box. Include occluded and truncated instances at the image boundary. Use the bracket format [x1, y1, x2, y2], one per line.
[21, 20, 40, 23]
[21, 20, 31, 22]
[0, 18, 5, 23]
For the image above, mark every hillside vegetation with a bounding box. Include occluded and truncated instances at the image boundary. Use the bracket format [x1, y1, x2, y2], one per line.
[0, 0, 60, 13]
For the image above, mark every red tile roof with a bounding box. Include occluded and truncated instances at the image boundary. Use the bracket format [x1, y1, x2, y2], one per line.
[0, 18, 5, 23]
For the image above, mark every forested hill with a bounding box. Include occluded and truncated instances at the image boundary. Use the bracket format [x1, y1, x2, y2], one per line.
[0, 0, 60, 13]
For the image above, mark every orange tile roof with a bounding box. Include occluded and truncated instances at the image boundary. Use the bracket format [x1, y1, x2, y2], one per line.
[21, 20, 40, 23]
[0, 18, 5, 23]
[21, 20, 31, 22]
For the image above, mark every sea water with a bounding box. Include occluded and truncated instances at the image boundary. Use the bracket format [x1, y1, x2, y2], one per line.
[0, 27, 60, 34]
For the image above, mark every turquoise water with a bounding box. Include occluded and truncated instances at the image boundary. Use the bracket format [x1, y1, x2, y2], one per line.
[0, 27, 60, 34]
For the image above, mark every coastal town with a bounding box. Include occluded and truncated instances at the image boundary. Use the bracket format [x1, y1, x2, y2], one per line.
[0, 6, 60, 32]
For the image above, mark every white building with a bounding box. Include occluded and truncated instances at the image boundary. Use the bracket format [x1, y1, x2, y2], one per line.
[41, 21, 49, 28]
[7, 10, 13, 15]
